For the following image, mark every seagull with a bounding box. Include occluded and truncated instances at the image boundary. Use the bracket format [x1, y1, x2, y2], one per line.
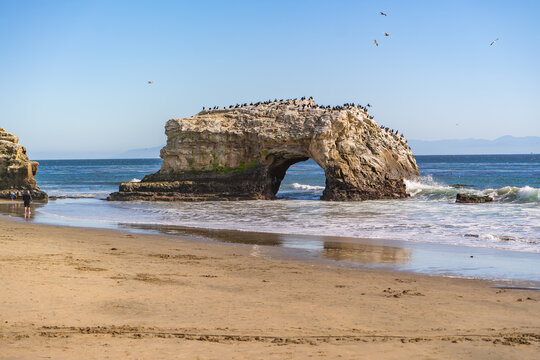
[380, 11, 387, 16]
[147, 81, 153, 84]
[490, 38, 499, 46]
[374, 39, 379, 47]
[384, 32, 391, 37]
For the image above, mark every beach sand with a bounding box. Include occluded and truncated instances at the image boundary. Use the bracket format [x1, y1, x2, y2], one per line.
[0, 216, 539, 359]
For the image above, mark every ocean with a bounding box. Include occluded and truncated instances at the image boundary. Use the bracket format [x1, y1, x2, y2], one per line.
[2, 155, 539, 282]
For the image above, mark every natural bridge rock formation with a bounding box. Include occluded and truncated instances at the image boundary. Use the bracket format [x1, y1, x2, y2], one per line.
[109, 99, 419, 201]
[0, 128, 47, 200]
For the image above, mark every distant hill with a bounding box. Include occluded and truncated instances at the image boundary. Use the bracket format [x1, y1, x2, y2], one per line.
[409, 136, 540, 155]
[30, 145, 163, 160]
[118, 145, 163, 159]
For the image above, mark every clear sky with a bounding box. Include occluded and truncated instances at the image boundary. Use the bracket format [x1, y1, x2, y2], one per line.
[1, 0, 539, 158]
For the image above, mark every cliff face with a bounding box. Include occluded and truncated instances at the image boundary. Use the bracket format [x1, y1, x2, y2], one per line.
[0, 128, 47, 200]
[109, 99, 419, 201]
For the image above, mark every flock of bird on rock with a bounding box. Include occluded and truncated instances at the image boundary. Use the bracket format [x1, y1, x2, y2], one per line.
[201, 97, 372, 115]
[198, 97, 412, 151]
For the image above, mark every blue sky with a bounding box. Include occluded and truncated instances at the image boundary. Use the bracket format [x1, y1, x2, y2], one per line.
[1, 0, 539, 158]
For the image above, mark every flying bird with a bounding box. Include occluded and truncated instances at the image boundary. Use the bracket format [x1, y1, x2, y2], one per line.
[147, 81, 153, 84]
[380, 11, 387, 16]
[367, 103, 372, 108]
[384, 32, 391, 37]
[374, 39, 379, 47]
[490, 38, 499, 46]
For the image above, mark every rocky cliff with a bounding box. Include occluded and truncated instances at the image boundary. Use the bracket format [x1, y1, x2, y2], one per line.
[109, 98, 419, 201]
[0, 128, 47, 200]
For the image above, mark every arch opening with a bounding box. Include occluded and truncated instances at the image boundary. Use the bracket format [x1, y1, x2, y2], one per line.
[274, 158, 327, 200]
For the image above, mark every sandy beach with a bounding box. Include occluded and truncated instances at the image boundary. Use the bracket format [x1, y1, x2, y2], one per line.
[0, 216, 539, 359]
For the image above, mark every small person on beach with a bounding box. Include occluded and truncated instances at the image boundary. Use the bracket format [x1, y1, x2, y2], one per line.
[10, 192, 15, 201]
[22, 190, 32, 218]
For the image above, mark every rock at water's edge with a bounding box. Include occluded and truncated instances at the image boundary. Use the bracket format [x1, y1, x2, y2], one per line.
[0, 128, 47, 200]
[108, 99, 420, 201]
[456, 193, 493, 204]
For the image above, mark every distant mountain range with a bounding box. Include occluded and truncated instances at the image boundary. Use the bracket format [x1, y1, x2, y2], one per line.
[409, 136, 540, 155]
[30, 136, 540, 160]
[118, 145, 162, 158]
[31, 145, 163, 160]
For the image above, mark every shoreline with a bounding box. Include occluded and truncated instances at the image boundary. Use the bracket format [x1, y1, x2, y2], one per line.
[0, 215, 539, 359]
[1, 198, 539, 284]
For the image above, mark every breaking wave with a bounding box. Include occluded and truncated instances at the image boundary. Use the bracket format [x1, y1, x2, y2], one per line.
[291, 183, 325, 191]
[405, 176, 540, 203]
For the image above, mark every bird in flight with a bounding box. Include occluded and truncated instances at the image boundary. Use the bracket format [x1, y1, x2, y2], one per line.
[367, 103, 372, 108]
[384, 32, 391, 37]
[374, 39, 379, 47]
[380, 11, 387, 16]
[147, 81, 153, 84]
[490, 38, 499, 46]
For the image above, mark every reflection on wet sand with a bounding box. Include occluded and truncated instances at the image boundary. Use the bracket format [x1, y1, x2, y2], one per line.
[322, 241, 410, 265]
[0, 201, 45, 220]
[122, 223, 412, 266]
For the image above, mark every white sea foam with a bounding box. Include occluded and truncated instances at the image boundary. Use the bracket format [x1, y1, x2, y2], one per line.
[291, 183, 325, 191]
[129, 178, 142, 183]
[404, 176, 454, 197]
[405, 177, 540, 204]
[33, 195, 540, 255]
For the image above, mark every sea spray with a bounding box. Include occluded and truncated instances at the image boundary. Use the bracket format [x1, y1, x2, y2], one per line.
[406, 177, 540, 204]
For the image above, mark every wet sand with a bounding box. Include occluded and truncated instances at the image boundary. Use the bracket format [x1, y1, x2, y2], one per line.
[2, 200, 539, 283]
[0, 216, 539, 359]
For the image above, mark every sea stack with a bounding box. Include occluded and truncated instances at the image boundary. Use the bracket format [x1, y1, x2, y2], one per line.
[0, 128, 47, 200]
[108, 99, 419, 201]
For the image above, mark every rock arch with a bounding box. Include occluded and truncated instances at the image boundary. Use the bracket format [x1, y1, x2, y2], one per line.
[108, 99, 419, 201]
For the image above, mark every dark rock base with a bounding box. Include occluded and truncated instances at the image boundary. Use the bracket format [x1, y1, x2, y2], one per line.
[456, 193, 493, 204]
[0, 188, 48, 201]
[322, 178, 409, 201]
[108, 166, 410, 202]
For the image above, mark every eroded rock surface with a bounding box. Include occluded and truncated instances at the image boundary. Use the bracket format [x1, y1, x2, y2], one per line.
[456, 193, 493, 204]
[109, 99, 419, 201]
[0, 128, 47, 200]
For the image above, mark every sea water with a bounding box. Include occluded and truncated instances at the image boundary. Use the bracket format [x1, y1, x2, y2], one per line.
[3, 155, 539, 281]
